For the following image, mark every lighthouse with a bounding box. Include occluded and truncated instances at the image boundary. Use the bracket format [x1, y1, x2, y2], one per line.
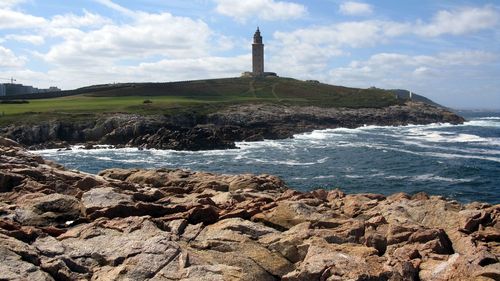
[252, 27, 264, 76]
[241, 28, 277, 78]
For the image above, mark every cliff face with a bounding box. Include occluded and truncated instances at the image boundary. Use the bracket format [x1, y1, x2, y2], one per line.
[0, 138, 498, 280]
[0, 102, 464, 150]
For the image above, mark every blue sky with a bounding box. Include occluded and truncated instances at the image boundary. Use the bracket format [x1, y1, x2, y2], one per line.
[0, 0, 499, 109]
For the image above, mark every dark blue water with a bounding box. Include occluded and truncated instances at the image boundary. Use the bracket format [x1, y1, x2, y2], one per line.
[35, 113, 500, 204]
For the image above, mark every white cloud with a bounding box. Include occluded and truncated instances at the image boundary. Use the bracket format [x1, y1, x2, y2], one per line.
[42, 12, 214, 66]
[329, 51, 498, 89]
[0, 8, 47, 29]
[339, 1, 373, 16]
[324, 50, 500, 108]
[214, 0, 306, 22]
[0, 45, 26, 68]
[269, 20, 408, 78]
[273, 21, 400, 50]
[131, 55, 250, 81]
[92, 0, 136, 17]
[4, 34, 44, 45]
[32, 55, 249, 89]
[0, 0, 26, 8]
[416, 6, 499, 37]
[50, 10, 112, 28]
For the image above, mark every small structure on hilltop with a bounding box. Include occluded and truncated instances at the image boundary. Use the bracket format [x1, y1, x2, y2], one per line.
[241, 28, 277, 78]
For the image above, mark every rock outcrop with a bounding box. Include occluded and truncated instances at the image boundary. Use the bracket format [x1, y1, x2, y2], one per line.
[0, 102, 464, 150]
[1, 137, 497, 281]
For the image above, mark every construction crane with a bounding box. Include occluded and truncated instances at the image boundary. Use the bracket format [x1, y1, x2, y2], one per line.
[0, 77, 16, 84]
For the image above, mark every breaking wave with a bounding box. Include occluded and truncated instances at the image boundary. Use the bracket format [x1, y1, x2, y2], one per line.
[34, 114, 500, 204]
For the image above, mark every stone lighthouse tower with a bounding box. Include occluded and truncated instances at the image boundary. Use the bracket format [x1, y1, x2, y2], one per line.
[252, 27, 264, 76]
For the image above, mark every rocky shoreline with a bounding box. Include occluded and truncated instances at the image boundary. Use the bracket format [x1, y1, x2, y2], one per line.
[0, 137, 498, 280]
[0, 102, 464, 150]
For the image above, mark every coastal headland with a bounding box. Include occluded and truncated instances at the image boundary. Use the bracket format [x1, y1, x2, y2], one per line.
[0, 137, 498, 280]
[0, 77, 464, 150]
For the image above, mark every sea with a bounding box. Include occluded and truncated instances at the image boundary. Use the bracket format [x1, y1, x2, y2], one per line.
[35, 111, 500, 205]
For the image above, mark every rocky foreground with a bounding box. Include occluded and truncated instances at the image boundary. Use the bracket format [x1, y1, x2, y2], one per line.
[1, 102, 464, 150]
[1, 137, 498, 281]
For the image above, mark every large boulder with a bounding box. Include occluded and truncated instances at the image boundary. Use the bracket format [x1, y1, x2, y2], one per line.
[14, 193, 82, 226]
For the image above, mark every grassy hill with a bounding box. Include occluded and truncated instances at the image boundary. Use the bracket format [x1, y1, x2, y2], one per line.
[0, 77, 399, 126]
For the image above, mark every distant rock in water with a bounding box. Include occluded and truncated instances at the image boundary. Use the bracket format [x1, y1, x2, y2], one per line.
[0, 137, 498, 280]
[0, 101, 464, 150]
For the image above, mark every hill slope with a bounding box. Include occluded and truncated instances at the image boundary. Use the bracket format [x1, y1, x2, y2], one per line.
[0, 77, 399, 125]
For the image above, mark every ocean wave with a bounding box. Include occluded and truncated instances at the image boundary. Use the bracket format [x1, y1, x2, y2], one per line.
[313, 175, 336, 179]
[423, 152, 500, 163]
[478, 117, 500, 120]
[367, 144, 500, 163]
[245, 157, 326, 166]
[404, 129, 498, 145]
[294, 130, 332, 140]
[385, 175, 408, 180]
[410, 174, 474, 183]
[398, 140, 500, 156]
[118, 159, 153, 164]
[236, 140, 287, 149]
[291, 177, 309, 180]
[95, 156, 114, 161]
[344, 174, 364, 179]
[464, 120, 500, 128]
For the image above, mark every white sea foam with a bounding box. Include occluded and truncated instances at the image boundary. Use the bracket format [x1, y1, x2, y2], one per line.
[369, 172, 386, 177]
[291, 177, 309, 180]
[236, 140, 286, 149]
[385, 175, 408, 180]
[465, 120, 500, 128]
[245, 158, 312, 166]
[294, 130, 331, 140]
[410, 174, 474, 183]
[119, 159, 153, 164]
[345, 175, 364, 179]
[317, 157, 329, 163]
[399, 139, 500, 155]
[479, 117, 500, 120]
[95, 156, 114, 161]
[404, 129, 498, 145]
[423, 152, 500, 163]
[313, 175, 336, 179]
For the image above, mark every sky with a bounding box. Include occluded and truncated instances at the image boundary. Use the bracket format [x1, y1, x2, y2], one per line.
[0, 0, 499, 109]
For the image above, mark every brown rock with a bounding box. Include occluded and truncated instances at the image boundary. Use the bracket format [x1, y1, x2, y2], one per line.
[0, 137, 21, 147]
[81, 187, 133, 215]
[74, 176, 103, 191]
[0, 171, 25, 192]
[14, 193, 82, 226]
[282, 240, 385, 281]
[1, 145, 499, 281]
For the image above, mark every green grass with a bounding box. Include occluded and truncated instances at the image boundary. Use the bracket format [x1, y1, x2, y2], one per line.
[0, 77, 399, 126]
